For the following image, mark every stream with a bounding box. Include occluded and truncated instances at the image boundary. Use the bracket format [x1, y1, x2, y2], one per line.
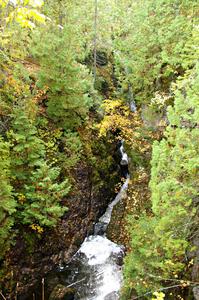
[54, 142, 129, 300]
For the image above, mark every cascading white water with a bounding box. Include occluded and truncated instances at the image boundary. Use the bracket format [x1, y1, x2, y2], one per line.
[77, 235, 124, 300]
[95, 177, 129, 234]
[119, 140, 129, 167]
[60, 177, 129, 300]
[58, 142, 129, 300]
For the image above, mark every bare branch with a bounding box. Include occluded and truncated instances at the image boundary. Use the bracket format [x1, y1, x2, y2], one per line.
[0, 291, 7, 300]
[66, 277, 86, 288]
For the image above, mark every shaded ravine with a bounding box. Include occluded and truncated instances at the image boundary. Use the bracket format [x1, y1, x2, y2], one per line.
[53, 142, 129, 300]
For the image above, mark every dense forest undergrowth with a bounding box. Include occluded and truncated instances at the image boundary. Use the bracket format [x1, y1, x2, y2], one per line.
[0, 0, 199, 299]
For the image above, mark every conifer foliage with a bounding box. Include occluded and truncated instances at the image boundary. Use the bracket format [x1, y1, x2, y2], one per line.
[8, 107, 71, 228]
[123, 64, 199, 297]
[0, 137, 16, 258]
[0, 0, 81, 260]
[32, 27, 93, 129]
[0, 0, 199, 298]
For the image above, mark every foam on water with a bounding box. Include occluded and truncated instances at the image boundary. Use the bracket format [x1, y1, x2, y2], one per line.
[70, 178, 129, 299]
[58, 142, 129, 300]
[77, 235, 124, 300]
[78, 235, 122, 266]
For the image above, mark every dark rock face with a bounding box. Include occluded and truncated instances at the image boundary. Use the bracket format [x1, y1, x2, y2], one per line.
[4, 160, 118, 300]
[85, 50, 108, 66]
[191, 236, 199, 282]
[191, 235, 199, 300]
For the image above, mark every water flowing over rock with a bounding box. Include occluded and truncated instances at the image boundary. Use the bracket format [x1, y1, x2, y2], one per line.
[69, 236, 124, 300]
[57, 177, 129, 300]
[130, 100, 137, 113]
[119, 140, 128, 165]
[95, 178, 129, 235]
[118, 140, 129, 178]
[54, 144, 129, 300]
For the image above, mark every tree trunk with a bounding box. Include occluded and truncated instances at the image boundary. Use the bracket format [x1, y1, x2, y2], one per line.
[93, 0, 98, 84]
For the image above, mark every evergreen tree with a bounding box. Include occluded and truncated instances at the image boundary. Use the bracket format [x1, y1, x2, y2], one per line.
[0, 137, 16, 258]
[113, 0, 199, 105]
[31, 27, 93, 129]
[22, 163, 70, 227]
[9, 107, 45, 183]
[123, 63, 199, 298]
[9, 107, 71, 228]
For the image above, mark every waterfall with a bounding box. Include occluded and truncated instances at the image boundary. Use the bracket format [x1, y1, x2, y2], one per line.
[56, 142, 129, 300]
[94, 177, 129, 235]
[119, 140, 129, 166]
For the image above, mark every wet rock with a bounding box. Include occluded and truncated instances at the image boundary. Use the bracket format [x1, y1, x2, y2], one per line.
[94, 222, 106, 235]
[193, 286, 199, 300]
[104, 291, 119, 300]
[112, 250, 124, 266]
[49, 285, 75, 300]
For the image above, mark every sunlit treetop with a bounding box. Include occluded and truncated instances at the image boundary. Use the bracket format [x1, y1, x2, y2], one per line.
[0, 0, 45, 28]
